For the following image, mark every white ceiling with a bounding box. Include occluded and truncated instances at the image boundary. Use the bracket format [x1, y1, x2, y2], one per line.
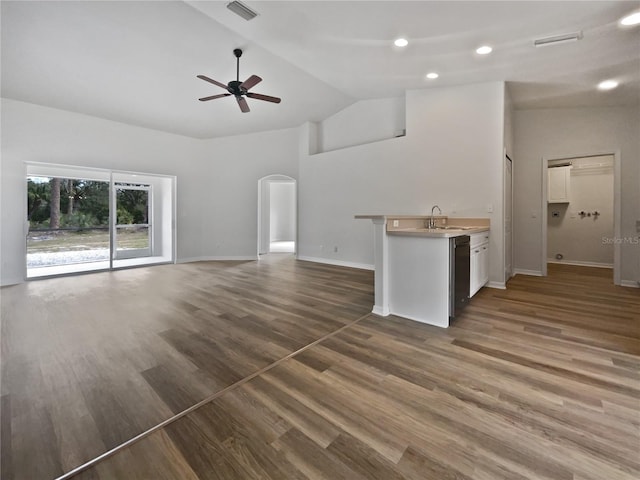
[2, 1, 639, 139]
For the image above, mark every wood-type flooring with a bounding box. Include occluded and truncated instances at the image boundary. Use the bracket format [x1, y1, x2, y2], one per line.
[1, 255, 373, 480]
[2, 258, 639, 479]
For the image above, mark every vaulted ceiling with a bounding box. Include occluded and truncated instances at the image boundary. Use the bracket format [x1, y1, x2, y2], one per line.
[2, 1, 639, 139]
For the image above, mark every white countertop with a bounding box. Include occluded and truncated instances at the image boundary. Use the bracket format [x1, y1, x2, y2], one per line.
[355, 214, 490, 238]
[387, 226, 489, 238]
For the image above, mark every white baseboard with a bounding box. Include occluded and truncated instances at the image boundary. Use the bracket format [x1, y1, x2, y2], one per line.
[513, 268, 543, 277]
[178, 256, 257, 264]
[547, 259, 613, 268]
[620, 280, 640, 288]
[372, 305, 390, 316]
[487, 281, 506, 290]
[296, 255, 374, 271]
[1, 276, 24, 287]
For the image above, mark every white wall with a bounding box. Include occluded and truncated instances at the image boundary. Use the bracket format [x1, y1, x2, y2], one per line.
[1, 99, 203, 285]
[318, 97, 405, 153]
[0, 99, 299, 284]
[547, 156, 614, 267]
[197, 129, 298, 260]
[298, 82, 506, 285]
[504, 86, 514, 159]
[269, 182, 295, 242]
[514, 106, 640, 284]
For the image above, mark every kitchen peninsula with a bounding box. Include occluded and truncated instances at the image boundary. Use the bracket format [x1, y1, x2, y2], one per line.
[356, 215, 490, 328]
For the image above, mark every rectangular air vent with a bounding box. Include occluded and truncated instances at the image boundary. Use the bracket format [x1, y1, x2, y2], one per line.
[534, 31, 582, 47]
[227, 1, 258, 21]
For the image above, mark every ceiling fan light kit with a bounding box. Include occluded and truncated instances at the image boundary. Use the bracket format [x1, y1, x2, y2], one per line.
[197, 48, 281, 113]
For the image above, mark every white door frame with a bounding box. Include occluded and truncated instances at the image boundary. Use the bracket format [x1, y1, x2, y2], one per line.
[541, 150, 621, 284]
[504, 152, 513, 282]
[257, 174, 297, 257]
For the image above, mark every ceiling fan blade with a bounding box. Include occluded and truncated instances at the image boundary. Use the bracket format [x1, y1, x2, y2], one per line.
[240, 75, 262, 91]
[246, 92, 281, 104]
[198, 93, 231, 101]
[236, 96, 250, 113]
[197, 75, 228, 90]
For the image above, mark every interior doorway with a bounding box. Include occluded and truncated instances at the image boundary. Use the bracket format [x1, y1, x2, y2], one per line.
[257, 175, 297, 256]
[541, 153, 619, 284]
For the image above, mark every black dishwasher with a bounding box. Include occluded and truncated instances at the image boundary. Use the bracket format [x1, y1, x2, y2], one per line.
[449, 235, 470, 318]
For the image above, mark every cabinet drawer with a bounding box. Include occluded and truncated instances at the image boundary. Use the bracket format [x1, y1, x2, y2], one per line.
[470, 231, 489, 249]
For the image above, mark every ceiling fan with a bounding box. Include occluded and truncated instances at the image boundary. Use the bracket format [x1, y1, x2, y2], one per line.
[197, 49, 281, 113]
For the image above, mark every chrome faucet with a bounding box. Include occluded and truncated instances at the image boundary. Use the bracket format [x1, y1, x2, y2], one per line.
[428, 205, 442, 228]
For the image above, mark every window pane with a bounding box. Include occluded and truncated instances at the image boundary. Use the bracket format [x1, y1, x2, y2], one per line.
[114, 185, 151, 258]
[116, 226, 150, 251]
[116, 186, 149, 226]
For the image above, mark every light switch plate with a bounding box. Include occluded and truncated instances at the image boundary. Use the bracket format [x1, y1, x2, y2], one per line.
[393, 220, 399, 227]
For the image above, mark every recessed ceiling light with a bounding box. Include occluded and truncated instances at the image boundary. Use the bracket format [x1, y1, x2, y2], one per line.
[620, 12, 640, 26]
[597, 80, 619, 91]
[476, 45, 492, 55]
[394, 38, 409, 47]
[426, 72, 439, 79]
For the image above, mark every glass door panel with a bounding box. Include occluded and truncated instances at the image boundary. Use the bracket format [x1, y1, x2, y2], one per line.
[27, 176, 110, 276]
[114, 183, 151, 259]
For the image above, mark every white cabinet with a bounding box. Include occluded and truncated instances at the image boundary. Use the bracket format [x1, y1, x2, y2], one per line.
[387, 234, 451, 328]
[548, 166, 571, 203]
[470, 232, 489, 297]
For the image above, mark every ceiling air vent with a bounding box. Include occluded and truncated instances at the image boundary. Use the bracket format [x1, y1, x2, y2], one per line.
[226, 1, 258, 21]
[534, 31, 583, 47]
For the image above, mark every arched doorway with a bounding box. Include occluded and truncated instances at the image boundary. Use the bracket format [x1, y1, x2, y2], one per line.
[257, 175, 297, 256]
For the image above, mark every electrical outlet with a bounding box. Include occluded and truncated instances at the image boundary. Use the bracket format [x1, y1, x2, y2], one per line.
[393, 220, 399, 227]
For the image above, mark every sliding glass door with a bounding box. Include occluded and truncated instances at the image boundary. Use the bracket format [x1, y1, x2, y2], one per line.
[26, 163, 175, 278]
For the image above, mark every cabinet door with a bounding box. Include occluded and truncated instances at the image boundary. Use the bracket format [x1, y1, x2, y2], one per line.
[470, 248, 480, 297]
[479, 245, 489, 286]
[470, 244, 489, 297]
[548, 166, 571, 203]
